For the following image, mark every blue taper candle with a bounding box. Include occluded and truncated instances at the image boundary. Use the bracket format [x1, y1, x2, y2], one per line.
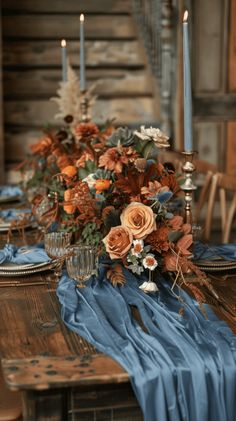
[183, 11, 193, 152]
[80, 13, 86, 92]
[61, 39, 67, 82]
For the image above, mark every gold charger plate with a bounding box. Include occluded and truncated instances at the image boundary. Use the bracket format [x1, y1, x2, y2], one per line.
[194, 259, 236, 272]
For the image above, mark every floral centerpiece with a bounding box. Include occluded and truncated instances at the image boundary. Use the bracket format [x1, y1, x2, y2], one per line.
[19, 119, 213, 304]
[16, 62, 214, 306]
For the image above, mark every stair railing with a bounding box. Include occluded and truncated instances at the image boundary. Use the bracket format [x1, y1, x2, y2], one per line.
[132, 0, 174, 137]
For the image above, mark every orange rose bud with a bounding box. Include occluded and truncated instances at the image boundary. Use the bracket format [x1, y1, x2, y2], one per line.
[61, 165, 77, 178]
[63, 189, 76, 214]
[95, 179, 111, 194]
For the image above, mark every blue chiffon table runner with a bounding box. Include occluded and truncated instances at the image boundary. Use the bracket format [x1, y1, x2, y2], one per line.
[0, 186, 23, 198]
[57, 249, 236, 421]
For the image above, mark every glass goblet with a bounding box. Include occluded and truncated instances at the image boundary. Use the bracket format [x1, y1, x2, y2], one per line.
[44, 232, 72, 279]
[66, 245, 98, 288]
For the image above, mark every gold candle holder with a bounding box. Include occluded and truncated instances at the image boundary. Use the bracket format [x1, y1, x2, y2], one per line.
[80, 90, 91, 122]
[181, 151, 197, 225]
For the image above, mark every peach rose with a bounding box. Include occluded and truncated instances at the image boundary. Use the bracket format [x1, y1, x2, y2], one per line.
[120, 202, 156, 239]
[103, 226, 133, 259]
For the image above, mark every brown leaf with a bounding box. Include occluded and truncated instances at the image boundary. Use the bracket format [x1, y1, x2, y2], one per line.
[106, 264, 126, 287]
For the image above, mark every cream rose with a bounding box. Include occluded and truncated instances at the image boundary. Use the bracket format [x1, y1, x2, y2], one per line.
[103, 226, 133, 259]
[120, 202, 156, 239]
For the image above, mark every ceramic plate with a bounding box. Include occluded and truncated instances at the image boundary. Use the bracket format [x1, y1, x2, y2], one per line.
[0, 221, 35, 232]
[0, 260, 59, 277]
[0, 195, 22, 203]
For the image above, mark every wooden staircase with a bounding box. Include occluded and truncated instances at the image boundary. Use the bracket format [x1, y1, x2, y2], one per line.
[1, 0, 159, 178]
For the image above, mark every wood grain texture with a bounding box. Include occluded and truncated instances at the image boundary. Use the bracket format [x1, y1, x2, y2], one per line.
[2, 0, 131, 14]
[226, 121, 236, 175]
[194, 95, 236, 119]
[0, 282, 97, 360]
[3, 40, 145, 68]
[2, 354, 128, 391]
[228, 0, 236, 91]
[3, 69, 152, 99]
[194, 121, 222, 168]
[4, 98, 156, 128]
[193, 0, 224, 93]
[2, 15, 136, 40]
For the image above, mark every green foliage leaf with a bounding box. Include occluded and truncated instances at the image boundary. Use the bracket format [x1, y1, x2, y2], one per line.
[168, 230, 183, 243]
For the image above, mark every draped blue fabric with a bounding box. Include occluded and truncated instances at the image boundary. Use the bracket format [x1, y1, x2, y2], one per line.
[57, 262, 236, 421]
[0, 208, 31, 221]
[0, 186, 23, 197]
[0, 243, 50, 264]
[193, 241, 236, 261]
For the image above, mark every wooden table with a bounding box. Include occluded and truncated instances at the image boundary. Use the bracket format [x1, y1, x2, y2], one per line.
[0, 270, 235, 421]
[0, 273, 143, 421]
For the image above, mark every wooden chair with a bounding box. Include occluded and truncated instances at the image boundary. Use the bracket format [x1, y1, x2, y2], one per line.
[202, 172, 236, 243]
[193, 159, 218, 225]
[0, 363, 22, 421]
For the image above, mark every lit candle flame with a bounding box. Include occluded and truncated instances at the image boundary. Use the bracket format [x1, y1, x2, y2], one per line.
[183, 10, 188, 22]
[80, 13, 84, 22]
[61, 39, 66, 48]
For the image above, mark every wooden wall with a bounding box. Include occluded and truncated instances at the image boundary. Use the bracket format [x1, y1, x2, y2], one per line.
[0, 7, 4, 183]
[192, 0, 236, 174]
[1, 0, 158, 176]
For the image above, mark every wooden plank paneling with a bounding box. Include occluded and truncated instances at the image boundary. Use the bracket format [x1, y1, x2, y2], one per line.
[226, 121, 236, 174]
[2, 15, 136, 40]
[193, 0, 224, 93]
[4, 98, 156, 128]
[3, 69, 152, 99]
[1, 0, 130, 14]
[3, 40, 144, 68]
[0, 10, 5, 182]
[4, 130, 41, 162]
[228, 0, 236, 91]
[194, 95, 236, 119]
[194, 121, 222, 168]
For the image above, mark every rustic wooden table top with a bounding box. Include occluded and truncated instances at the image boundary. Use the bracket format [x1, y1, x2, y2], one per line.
[0, 273, 129, 392]
[0, 268, 235, 394]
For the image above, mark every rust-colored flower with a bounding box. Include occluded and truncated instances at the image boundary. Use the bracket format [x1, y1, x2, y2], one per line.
[176, 234, 193, 256]
[30, 136, 52, 156]
[163, 252, 190, 273]
[160, 173, 180, 194]
[75, 151, 94, 168]
[146, 226, 170, 252]
[141, 181, 169, 198]
[103, 226, 133, 259]
[74, 122, 99, 140]
[168, 215, 184, 231]
[63, 182, 98, 223]
[99, 147, 138, 173]
[56, 155, 73, 171]
[120, 202, 156, 239]
[134, 158, 147, 172]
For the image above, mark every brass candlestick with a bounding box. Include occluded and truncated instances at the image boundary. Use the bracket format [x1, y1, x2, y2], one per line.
[181, 151, 197, 225]
[80, 90, 91, 122]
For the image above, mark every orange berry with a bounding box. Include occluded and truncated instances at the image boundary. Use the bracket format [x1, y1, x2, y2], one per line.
[61, 165, 77, 178]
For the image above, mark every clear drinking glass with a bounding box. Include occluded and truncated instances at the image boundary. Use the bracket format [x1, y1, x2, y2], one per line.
[66, 245, 98, 288]
[44, 232, 72, 279]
